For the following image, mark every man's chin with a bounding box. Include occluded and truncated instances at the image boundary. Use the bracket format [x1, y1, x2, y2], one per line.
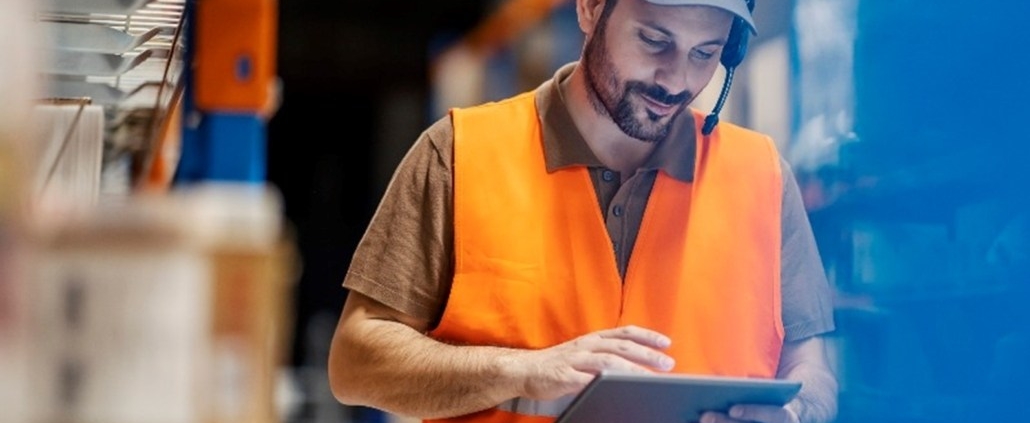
[612, 103, 678, 142]
[639, 112, 677, 137]
[624, 121, 670, 143]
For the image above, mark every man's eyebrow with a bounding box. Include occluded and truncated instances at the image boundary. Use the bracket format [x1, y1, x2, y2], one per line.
[697, 38, 727, 47]
[639, 21, 674, 38]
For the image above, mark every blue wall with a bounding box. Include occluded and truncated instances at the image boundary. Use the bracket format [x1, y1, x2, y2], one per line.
[814, 1, 1030, 421]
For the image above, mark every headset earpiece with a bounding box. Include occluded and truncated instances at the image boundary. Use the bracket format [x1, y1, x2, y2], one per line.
[720, 0, 754, 68]
[720, 17, 751, 69]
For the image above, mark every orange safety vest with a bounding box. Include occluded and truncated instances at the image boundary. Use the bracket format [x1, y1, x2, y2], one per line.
[428, 91, 784, 423]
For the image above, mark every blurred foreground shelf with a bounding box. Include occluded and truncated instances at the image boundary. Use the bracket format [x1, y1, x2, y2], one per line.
[5, 184, 298, 423]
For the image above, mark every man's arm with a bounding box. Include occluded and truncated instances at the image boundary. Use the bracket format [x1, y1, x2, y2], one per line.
[328, 292, 676, 419]
[328, 292, 525, 419]
[700, 335, 838, 423]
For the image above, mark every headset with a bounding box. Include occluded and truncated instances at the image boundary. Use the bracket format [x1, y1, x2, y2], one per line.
[701, 0, 755, 135]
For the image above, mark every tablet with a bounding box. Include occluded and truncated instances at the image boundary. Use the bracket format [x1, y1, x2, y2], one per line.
[555, 372, 801, 423]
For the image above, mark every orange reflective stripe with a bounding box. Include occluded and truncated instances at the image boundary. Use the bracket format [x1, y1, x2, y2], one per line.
[429, 92, 783, 423]
[426, 409, 554, 423]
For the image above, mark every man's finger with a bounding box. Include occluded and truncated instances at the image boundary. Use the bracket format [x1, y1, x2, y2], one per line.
[699, 411, 741, 423]
[592, 338, 675, 370]
[729, 404, 795, 423]
[595, 325, 672, 349]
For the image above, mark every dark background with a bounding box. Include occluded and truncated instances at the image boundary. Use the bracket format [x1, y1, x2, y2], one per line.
[267, 0, 490, 376]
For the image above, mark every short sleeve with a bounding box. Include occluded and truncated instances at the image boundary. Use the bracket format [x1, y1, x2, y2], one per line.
[343, 117, 455, 324]
[780, 159, 836, 341]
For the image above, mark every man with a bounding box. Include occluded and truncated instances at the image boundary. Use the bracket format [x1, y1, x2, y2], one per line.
[329, 0, 838, 422]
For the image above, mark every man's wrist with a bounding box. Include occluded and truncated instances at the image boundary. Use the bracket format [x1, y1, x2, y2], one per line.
[491, 349, 531, 399]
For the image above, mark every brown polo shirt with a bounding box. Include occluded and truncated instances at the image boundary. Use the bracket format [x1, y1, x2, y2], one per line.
[344, 63, 835, 342]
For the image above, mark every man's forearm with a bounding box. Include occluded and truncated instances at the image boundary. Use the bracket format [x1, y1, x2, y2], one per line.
[329, 317, 523, 419]
[780, 359, 838, 423]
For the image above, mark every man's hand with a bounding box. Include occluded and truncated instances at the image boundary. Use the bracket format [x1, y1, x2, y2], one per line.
[700, 404, 800, 423]
[509, 325, 675, 401]
[699, 336, 837, 423]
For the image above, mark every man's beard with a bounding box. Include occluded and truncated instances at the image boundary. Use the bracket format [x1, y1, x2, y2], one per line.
[583, 30, 690, 142]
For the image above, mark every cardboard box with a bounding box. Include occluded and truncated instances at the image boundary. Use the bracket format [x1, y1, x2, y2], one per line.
[26, 183, 296, 423]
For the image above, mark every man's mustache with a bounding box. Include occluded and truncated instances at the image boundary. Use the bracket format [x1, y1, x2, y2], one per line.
[628, 81, 690, 106]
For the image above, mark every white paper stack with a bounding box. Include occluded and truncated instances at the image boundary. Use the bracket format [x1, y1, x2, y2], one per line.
[32, 104, 105, 210]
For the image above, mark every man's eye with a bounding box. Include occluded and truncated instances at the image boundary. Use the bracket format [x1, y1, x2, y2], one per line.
[639, 33, 668, 49]
[691, 49, 716, 61]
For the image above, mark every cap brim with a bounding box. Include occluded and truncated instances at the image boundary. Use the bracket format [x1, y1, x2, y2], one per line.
[644, 0, 757, 34]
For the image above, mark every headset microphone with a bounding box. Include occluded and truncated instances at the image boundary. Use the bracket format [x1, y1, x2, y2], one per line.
[702, 67, 736, 135]
[701, 0, 755, 136]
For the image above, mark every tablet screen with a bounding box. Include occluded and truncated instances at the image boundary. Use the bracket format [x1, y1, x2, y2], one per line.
[555, 372, 802, 423]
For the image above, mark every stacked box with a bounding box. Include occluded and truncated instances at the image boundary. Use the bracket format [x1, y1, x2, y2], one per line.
[27, 184, 296, 423]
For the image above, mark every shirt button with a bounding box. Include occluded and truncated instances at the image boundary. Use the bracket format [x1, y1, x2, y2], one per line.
[613, 205, 624, 217]
[602, 170, 615, 182]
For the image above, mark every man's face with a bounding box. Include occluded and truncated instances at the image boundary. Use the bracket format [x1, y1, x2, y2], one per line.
[583, 0, 734, 142]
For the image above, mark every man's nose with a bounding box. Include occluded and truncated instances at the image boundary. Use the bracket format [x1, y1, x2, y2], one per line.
[654, 59, 691, 98]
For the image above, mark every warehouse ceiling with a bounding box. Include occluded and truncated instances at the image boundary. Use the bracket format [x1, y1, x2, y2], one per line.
[278, 0, 489, 93]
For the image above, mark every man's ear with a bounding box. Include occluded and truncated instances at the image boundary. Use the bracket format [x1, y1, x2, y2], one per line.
[577, 0, 608, 36]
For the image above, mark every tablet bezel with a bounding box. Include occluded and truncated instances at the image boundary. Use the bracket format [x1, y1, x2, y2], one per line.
[555, 372, 802, 423]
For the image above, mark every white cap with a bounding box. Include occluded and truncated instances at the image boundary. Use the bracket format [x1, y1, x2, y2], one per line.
[645, 0, 756, 34]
